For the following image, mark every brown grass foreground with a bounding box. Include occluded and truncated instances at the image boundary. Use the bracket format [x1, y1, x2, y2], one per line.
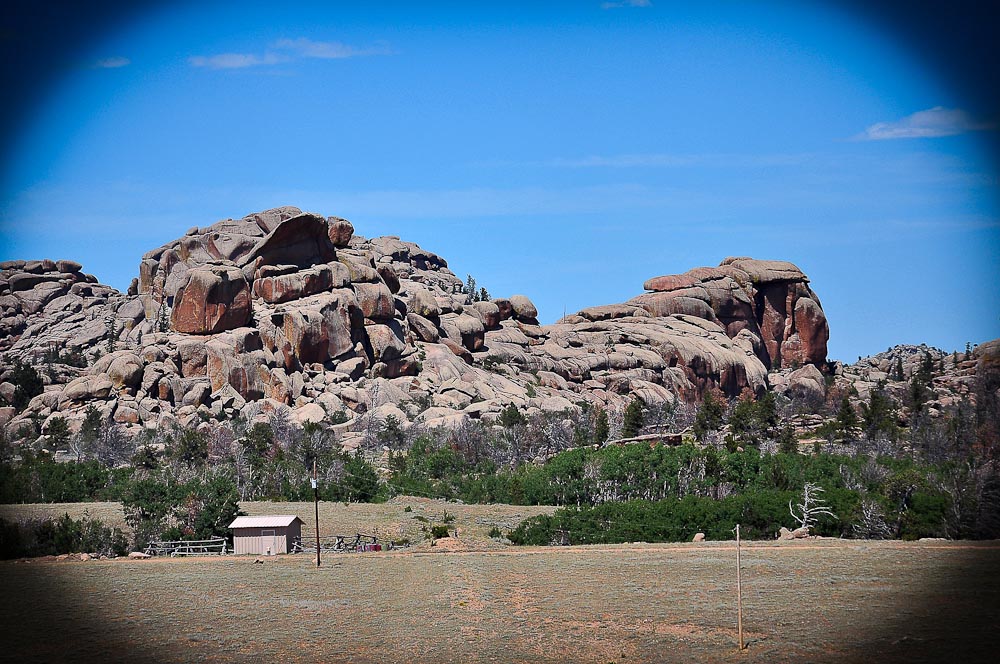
[1, 502, 998, 663]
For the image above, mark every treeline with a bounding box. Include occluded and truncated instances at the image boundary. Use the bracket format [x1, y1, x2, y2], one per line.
[0, 514, 129, 559]
[2, 348, 997, 550]
[395, 439, 999, 542]
[3, 420, 998, 546]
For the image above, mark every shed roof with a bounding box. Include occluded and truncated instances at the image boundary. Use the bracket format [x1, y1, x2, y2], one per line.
[229, 515, 304, 529]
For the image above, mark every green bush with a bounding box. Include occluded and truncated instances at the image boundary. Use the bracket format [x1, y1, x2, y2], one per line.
[0, 514, 128, 559]
[8, 360, 43, 412]
[509, 492, 807, 546]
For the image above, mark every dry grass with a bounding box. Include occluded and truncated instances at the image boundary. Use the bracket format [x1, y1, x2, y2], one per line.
[0, 508, 997, 663]
[0, 496, 555, 547]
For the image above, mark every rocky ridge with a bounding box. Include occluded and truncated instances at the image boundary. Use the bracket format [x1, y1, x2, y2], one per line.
[0, 207, 832, 449]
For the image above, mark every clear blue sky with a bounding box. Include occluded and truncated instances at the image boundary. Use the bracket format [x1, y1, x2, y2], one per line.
[1, 1, 997, 362]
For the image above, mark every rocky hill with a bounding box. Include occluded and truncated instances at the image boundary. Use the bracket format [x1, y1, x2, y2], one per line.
[1, 207, 832, 447]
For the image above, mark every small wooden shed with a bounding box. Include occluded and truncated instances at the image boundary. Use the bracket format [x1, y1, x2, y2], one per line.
[229, 515, 304, 555]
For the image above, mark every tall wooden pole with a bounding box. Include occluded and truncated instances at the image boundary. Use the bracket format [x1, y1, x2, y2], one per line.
[313, 458, 321, 568]
[736, 523, 745, 651]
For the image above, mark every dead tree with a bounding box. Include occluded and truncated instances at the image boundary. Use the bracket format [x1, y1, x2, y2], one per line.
[789, 482, 837, 532]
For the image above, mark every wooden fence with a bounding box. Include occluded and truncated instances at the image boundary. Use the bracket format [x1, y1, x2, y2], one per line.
[291, 533, 397, 553]
[143, 538, 228, 556]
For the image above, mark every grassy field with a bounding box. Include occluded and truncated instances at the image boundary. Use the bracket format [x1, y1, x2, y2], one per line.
[0, 496, 556, 547]
[0, 499, 997, 663]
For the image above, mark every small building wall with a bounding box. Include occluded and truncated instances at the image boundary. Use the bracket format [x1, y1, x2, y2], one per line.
[233, 524, 301, 555]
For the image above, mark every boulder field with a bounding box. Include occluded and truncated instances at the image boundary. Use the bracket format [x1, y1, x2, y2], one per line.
[0, 207, 830, 444]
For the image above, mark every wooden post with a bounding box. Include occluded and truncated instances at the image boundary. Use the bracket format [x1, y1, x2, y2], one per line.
[313, 458, 321, 568]
[736, 523, 745, 651]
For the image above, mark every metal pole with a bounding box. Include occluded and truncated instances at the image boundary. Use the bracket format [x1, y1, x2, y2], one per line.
[736, 523, 745, 651]
[313, 458, 321, 568]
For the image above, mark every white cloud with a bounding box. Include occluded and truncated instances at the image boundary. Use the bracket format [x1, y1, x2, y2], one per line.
[189, 37, 393, 69]
[859, 106, 995, 140]
[188, 52, 288, 69]
[93, 57, 130, 69]
[272, 37, 394, 59]
[601, 0, 652, 9]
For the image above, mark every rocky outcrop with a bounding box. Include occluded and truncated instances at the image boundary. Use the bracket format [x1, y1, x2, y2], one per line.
[0, 207, 837, 448]
[170, 265, 251, 334]
[629, 257, 828, 370]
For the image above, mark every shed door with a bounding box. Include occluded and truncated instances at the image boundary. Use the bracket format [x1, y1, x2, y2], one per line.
[262, 530, 276, 555]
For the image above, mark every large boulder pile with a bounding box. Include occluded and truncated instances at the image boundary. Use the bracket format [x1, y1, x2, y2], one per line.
[0, 207, 832, 446]
[0, 259, 128, 356]
[627, 258, 828, 370]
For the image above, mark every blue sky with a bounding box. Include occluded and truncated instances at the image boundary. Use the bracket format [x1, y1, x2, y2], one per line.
[1, 0, 997, 362]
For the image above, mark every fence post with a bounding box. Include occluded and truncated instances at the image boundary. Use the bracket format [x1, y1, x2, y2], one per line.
[313, 458, 321, 568]
[736, 523, 745, 651]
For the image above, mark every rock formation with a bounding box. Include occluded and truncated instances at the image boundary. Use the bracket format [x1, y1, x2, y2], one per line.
[0, 207, 833, 448]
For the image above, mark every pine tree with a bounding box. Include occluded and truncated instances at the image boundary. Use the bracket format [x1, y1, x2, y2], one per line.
[835, 396, 860, 441]
[909, 374, 930, 414]
[861, 381, 898, 441]
[893, 357, 905, 381]
[917, 351, 935, 384]
[593, 408, 610, 444]
[10, 360, 44, 411]
[693, 391, 725, 441]
[621, 398, 645, 438]
[106, 317, 118, 353]
[157, 299, 170, 332]
[45, 416, 70, 449]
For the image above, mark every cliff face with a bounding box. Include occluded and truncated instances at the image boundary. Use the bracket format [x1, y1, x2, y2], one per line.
[0, 207, 830, 446]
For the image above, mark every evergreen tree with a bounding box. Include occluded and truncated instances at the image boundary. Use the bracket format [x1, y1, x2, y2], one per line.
[693, 391, 725, 441]
[157, 300, 170, 332]
[726, 393, 779, 449]
[343, 455, 380, 502]
[621, 398, 645, 438]
[909, 374, 930, 414]
[835, 396, 860, 441]
[242, 422, 274, 468]
[917, 351, 935, 384]
[777, 425, 799, 454]
[170, 428, 209, 468]
[500, 404, 527, 428]
[861, 381, 898, 441]
[105, 317, 118, 353]
[45, 416, 70, 449]
[9, 360, 44, 411]
[893, 357, 905, 381]
[593, 408, 610, 445]
[80, 405, 103, 446]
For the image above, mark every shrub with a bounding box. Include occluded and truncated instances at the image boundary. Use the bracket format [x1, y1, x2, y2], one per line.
[8, 360, 43, 411]
[0, 514, 128, 559]
[500, 404, 526, 428]
[693, 392, 725, 441]
[328, 409, 350, 425]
